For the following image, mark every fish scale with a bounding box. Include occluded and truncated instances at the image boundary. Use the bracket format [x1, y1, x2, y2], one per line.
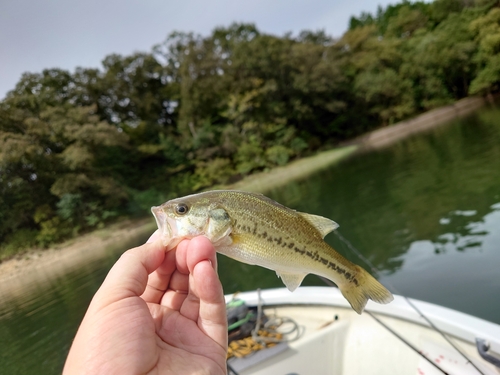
[152, 190, 393, 314]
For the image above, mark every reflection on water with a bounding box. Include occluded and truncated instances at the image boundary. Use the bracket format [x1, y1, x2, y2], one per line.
[436, 204, 499, 253]
[386, 205, 500, 321]
[1, 107, 500, 374]
[220, 106, 500, 324]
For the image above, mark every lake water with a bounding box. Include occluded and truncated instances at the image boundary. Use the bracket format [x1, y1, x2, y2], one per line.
[1, 106, 500, 374]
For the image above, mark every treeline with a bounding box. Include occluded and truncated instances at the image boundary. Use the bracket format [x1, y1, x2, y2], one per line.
[1, 0, 500, 255]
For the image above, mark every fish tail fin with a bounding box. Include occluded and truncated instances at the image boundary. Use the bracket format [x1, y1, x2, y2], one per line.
[338, 266, 394, 314]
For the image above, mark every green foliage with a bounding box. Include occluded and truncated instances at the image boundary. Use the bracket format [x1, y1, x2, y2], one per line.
[56, 194, 84, 221]
[235, 139, 267, 174]
[349, 1, 433, 35]
[470, 54, 500, 93]
[354, 68, 415, 124]
[193, 158, 234, 190]
[33, 203, 72, 247]
[266, 145, 291, 166]
[1, 0, 500, 253]
[36, 216, 68, 247]
[469, 7, 500, 94]
[0, 229, 38, 260]
[349, 12, 375, 30]
[431, 0, 472, 23]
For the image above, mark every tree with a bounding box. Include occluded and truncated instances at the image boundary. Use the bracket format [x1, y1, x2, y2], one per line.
[430, 0, 474, 24]
[384, 4, 429, 38]
[354, 68, 415, 125]
[0, 104, 129, 245]
[469, 7, 500, 94]
[400, 11, 477, 109]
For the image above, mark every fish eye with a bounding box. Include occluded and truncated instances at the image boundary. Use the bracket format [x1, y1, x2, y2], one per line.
[175, 203, 189, 215]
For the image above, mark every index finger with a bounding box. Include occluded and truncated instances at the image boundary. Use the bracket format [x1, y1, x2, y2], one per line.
[141, 243, 178, 303]
[188, 237, 227, 348]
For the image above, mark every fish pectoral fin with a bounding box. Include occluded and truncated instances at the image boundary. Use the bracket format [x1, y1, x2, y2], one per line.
[298, 212, 339, 238]
[276, 271, 307, 292]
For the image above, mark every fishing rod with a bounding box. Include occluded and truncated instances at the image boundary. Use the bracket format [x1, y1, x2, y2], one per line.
[332, 230, 486, 375]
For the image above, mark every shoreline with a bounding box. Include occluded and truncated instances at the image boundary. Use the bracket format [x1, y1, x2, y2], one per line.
[0, 95, 491, 291]
[350, 96, 489, 150]
[0, 219, 156, 300]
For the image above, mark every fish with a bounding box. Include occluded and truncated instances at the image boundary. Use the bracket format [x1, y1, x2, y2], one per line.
[151, 190, 393, 314]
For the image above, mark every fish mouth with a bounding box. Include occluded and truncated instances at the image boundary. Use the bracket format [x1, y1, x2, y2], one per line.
[151, 206, 178, 249]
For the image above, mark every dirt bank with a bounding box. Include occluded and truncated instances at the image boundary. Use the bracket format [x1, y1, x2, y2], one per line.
[351, 96, 488, 150]
[0, 219, 156, 300]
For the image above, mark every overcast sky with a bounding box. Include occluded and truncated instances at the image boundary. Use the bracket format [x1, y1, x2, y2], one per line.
[1, 0, 400, 99]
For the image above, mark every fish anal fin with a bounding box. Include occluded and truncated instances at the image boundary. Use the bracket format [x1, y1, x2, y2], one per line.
[276, 271, 307, 292]
[298, 212, 339, 238]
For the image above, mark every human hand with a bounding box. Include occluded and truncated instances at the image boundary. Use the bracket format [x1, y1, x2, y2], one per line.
[63, 232, 228, 375]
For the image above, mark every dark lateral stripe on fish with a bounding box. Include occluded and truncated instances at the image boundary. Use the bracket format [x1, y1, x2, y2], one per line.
[233, 225, 359, 286]
[292, 247, 359, 286]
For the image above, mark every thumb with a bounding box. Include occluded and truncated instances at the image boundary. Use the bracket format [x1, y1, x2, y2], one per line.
[95, 233, 166, 305]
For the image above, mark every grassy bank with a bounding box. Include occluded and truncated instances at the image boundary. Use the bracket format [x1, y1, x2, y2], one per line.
[228, 145, 358, 194]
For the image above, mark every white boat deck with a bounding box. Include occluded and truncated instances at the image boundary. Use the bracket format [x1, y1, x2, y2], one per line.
[226, 287, 500, 375]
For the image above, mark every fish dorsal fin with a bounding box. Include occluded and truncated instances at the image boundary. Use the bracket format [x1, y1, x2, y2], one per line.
[276, 271, 307, 292]
[298, 212, 339, 238]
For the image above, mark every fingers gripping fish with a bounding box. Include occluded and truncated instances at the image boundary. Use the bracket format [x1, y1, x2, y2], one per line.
[151, 190, 393, 314]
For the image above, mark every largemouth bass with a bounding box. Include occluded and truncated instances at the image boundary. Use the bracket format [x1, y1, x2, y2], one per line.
[151, 190, 393, 314]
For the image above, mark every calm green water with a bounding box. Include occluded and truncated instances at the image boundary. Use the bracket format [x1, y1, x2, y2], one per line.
[1, 106, 500, 374]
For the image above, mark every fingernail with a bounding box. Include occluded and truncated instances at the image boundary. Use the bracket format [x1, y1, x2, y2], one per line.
[146, 229, 160, 244]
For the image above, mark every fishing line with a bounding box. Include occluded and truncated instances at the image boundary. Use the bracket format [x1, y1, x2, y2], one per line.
[252, 288, 302, 344]
[332, 230, 486, 375]
[366, 311, 449, 375]
[320, 268, 449, 375]
[226, 289, 302, 374]
[320, 273, 448, 374]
